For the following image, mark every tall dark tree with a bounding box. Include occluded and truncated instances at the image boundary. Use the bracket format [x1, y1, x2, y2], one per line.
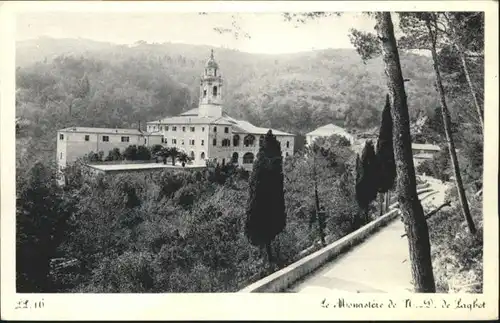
[423, 14, 476, 235]
[16, 162, 69, 292]
[245, 130, 286, 267]
[444, 12, 484, 131]
[373, 12, 436, 292]
[355, 140, 378, 223]
[349, 12, 438, 292]
[376, 94, 396, 215]
[309, 143, 327, 246]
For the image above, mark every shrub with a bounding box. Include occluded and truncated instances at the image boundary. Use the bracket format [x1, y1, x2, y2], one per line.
[428, 196, 483, 293]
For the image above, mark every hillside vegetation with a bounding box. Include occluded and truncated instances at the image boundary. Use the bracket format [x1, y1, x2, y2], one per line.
[16, 37, 439, 163]
[15, 33, 484, 294]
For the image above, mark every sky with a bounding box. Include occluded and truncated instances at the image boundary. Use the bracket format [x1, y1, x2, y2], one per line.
[16, 12, 381, 54]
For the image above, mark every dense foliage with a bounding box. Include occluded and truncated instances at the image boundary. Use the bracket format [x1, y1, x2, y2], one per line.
[15, 29, 484, 293]
[355, 140, 378, 221]
[375, 94, 396, 193]
[245, 131, 286, 262]
[16, 37, 439, 166]
[428, 195, 483, 293]
[16, 135, 363, 292]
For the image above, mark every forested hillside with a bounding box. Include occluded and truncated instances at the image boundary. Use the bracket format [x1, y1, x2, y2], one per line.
[15, 17, 485, 294]
[16, 37, 439, 163]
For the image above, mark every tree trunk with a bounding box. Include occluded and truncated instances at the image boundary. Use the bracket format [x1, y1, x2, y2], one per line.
[313, 157, 326, 246]
[457, 49, 483, 131]
[426, 18, 477, 235]
[445, 13, 484, 132]
[375, 12, 436, 293]
[387, 192, 390, 212]
[265, 242, 273, 267]
[379, 193, 384, 217]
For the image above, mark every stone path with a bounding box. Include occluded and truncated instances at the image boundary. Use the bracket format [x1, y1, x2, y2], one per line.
[289, 177, 449, 294]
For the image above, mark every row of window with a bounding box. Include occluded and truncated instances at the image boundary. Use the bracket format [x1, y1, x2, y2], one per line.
[149, 125, 231, 134]
[59, 134, 131, 143]
[162, 138, 206, 146]
[59, 132, 290, 148]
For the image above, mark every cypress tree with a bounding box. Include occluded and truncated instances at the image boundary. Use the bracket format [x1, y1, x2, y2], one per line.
[355, 140, 378, 223]
[376, 94, 397, 215]
[245, 130, 286, 266]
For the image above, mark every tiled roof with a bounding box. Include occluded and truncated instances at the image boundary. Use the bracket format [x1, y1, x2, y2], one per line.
[411, 143, 441, 151]
[149, 110, 294, 136]
[86, 162, 204, 172]
[306, 124, 353, 138]
[58, 127, 162, 136]
[147, 115, 233, 125]
[414, 153, 435, 159]
[223, 115, 294, 136]
[180, 108, 199, 116]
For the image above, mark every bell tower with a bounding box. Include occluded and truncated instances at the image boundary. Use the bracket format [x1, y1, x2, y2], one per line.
[199, 50, 223, 117]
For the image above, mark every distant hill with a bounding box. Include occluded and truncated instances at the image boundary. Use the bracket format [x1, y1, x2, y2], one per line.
[16, 37, 439, 162]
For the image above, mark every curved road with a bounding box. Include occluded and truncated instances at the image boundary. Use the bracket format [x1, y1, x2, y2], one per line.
[289, 176, 449, 293]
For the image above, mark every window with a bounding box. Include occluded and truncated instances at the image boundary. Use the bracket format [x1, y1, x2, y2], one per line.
[222, 139, 231, 147]
[213, 126, 217, 132]
[231, 152, 239, 164]
[189, 139, 195, 145]
[243, 152, 255, 164]
[201, 140, 205, 146]
[190, 151, 195, 160]
[213, 86, 218, 96]
[190, 127, 195, 132]
[59, 134, 64, 140]
[172, 139, 177, 144]
[286, 152, 289, 157]
[60, 152, 62, 159]
[102, 136, 109, 142]
[84, 135, 89, 141]
[203, 89, 207, 98]
[161, 138, 165, 143]
[200, 152, 205, 160]
[202, 127, 205, 132]
[244, 134, 255, 147]
[121, 136, 130, 142]
[233, 135, 240, 147]
[181, 139, 185, 145]
[224, 127, 229, 134]
[212, 138, 217, 146]
[159, 126, 163, 131]
[286, 141, 290, 148]
[166, 126, 169, 131]
[172, 126, 177, 131]
[182, 126, 186, 132]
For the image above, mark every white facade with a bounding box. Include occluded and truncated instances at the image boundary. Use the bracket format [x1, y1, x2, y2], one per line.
[306, 124, 354, 146]
[57, 50, 295, 173]
[411, 143, 441, 169]
[56, 127, 163, 169]
[146, 50, 295, 170]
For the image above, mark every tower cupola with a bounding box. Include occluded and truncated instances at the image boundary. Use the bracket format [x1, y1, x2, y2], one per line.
[199, 50, 223, 117]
